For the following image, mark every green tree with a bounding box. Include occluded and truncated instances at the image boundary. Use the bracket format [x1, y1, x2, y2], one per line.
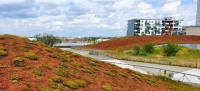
[143, 43, 154, 54]
[34, 33, 61, 46]
[133, 44, 140, 55]
[163, 42, 181, 56]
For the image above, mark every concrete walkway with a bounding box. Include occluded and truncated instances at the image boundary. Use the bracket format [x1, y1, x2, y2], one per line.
[62, 48, 200, 86]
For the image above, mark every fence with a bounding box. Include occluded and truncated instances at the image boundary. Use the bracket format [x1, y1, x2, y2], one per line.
[107, 62, 200, 87]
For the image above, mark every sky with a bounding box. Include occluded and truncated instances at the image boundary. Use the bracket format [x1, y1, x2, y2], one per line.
[0, 0, 198, 37]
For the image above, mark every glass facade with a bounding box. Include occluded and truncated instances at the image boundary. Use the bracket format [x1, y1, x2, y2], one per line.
[196, 0, 200, 26]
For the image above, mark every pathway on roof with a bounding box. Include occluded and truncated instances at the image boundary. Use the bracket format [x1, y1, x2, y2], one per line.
[62, 48, 200, 86]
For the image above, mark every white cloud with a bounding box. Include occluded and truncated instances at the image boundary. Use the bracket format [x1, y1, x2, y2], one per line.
[0, 0, 25, 4]
[0, 0, 198, 36]
[112, 0, 136, 9]
[137, 2, 152, 10]
[161, 1, 181, 14]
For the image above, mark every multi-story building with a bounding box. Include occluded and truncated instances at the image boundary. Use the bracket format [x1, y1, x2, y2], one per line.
[127, 17, 183, 36]
[196, 0, 200, 26]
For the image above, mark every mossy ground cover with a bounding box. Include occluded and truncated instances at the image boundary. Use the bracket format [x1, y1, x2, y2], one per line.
[0, 34, 200, 91]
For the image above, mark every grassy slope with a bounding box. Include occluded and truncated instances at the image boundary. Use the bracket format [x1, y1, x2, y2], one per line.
[84, 35, 200, 51]
[0, 34, 199, 91]
[83, 35, 200, 68]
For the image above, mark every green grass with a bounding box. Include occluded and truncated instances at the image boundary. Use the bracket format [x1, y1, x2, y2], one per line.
[125, 46, 200, 67]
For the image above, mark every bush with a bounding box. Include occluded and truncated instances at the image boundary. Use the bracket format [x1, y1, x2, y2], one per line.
[49, 81, 63, 90]
[59, 62, 68, 69]
[24, 52, 38, 60]
[32, 70, 44, 76]
[56, 69, 68, 77]
[10, 74, 19, 80]
[12, 57, 25, 67]
[143, 43, 154, 54]
[0, 50, 7, 56]
[163, 42, 181, 56]
[102, 85, 111, 91]
[48, 53, 58, 59]
[118, 72, 127, 78]
[52, 76, 63, 83]
[24, 44, 32, 49]
[19, 48, 28, 52]
[45, 48, 53, 53]
[104, 70, 116, 77]
[63, 81, 78, 90]
[133, 44, 140, 55]
[88, 61, 100, 66]
[34, 33, 61, 46]
[80, 66, 96, 74]
[75, 80, 84, 87]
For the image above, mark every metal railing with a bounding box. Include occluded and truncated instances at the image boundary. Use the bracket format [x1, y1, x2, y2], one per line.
[107, 62, 200, 87]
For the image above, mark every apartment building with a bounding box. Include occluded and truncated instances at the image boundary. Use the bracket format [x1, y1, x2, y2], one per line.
[196, 0, 200, 26]
[127, 17, 183, 36]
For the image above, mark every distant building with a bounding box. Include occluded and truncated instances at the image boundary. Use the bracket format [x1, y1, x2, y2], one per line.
[196, 0, 200, 26]
[96, 38, 110, 42]
[28, 37, 36, 41]
[127, 17, 183, 36]
[183, 26, 200, 35]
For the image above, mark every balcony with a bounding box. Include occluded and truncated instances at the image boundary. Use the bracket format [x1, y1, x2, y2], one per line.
[134, 22, 139, 24]
[155, 22, 160, 25]
[134, 30, 140, 33]
[134, 26, 140, 28]
[146, 25, 151, 29]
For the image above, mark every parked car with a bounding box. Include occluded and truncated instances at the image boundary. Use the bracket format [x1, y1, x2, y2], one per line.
[89, 51, 98, 55]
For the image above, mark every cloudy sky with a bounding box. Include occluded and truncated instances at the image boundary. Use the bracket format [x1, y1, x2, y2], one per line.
[0, 0, 198, 37]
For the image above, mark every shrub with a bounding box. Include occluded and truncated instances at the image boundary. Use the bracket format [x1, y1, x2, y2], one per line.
[71, 62, 81, 67]
[52, 76, 63, 83]
[104, 70, 116, 77]
[49, 53, 58, 59]
[88, 61, 100, 66]
[0, 46, 6, 51]
[75, 80, 84, 87]
[102, 85, 111, 91]
[58, 62, 68, 69]
[0, 50, 7, 56]
[24, 52, 38, 60]
[19, 48, 28, 52]
[34, 33, 61, 46]
[56, 69, 68, 77]
[80, 66, 96, 74]
[32, 70, 44, 76]
[12, 57, 25, 67]
[143, 43, 154, 54]
[49, 81, 63, 90]
[65, 57, 71, 62]
[118, 72, 127, 78]
[163, 42, 181, 56]
[63, 81, 78, 90]
[24, 44, 32, 49]
[45, 48, 53, 53]
[133, 44, 140, 55]
[10, 74, 19, 80]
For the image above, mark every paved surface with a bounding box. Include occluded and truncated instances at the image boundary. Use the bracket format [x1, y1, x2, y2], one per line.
[62, 48, 200, 86]
[63, 48, 192, 72]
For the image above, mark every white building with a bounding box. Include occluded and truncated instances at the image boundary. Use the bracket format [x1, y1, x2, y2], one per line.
[127, 17, 183, 36]
[196, 0, 200, 26]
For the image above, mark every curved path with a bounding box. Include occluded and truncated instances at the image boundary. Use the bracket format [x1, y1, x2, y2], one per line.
[62, 48, 200, 86]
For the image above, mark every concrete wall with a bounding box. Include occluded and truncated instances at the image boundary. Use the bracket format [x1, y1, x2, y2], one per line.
[183, 26, 200, 35]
